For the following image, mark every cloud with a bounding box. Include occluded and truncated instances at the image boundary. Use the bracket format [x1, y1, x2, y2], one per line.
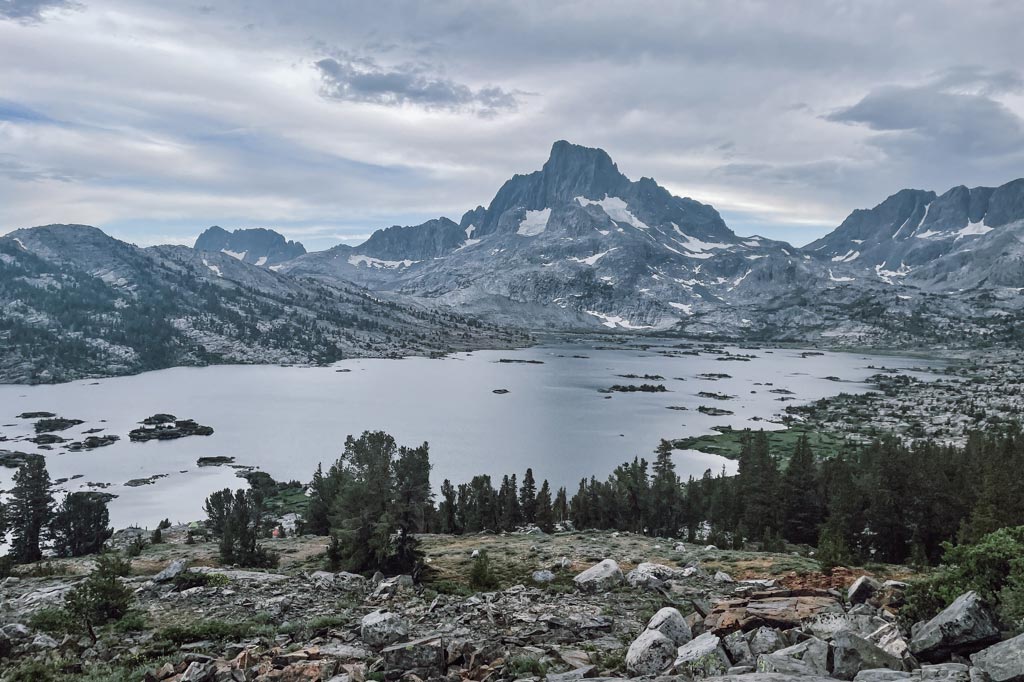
[825, 68, 1024, 159]
[0, 0, 77, 21]
[314, 54, 519, 116]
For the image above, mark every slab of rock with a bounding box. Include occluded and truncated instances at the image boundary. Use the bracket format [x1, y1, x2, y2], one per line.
[832, 631, 905, 681]
[849, 576, 883, 605]
[706, 591, 844, 634]
[648, 606, 693, 646]
[626, 629, 677, 676]
[971, 634, 1024, 682]
[921, 663, 972, 682]
[626, 562, 681, 587]
[153, 559, 188, 583]
[910, 592, 1000, 662]
[361, 610, 409, 647]
[757, 637, 830, 676]
[573, 559, 624, 592]
[382, 635, 444, 680]
[673, 632, 731, 678]
[723, 630, 754, 666]
[853, 671, 916, 682]
[804, 612, 888, 640]
[705, 674, 836, 682]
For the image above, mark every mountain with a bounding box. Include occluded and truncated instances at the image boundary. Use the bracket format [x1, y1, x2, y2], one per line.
[194, 226, 306, 267]
[279, 141, 1024, 346]
[283, 141, 835, 330]
[806, 179, 1024, 287]
[0, 225, 522, 384]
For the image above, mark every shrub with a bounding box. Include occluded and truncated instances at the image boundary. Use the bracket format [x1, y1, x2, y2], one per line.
[27, 607, 77, 635]
[469, 550, 498, 590]
[902, 525, 1024, 629]
[204, 488, 279, 568]
[65, 553, 134, 641]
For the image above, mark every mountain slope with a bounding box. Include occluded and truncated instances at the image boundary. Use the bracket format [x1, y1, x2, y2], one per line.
[0, 225, 522, 384]
[194, 226, 306, 267]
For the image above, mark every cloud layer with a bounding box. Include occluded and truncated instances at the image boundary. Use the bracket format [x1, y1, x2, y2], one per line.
[1, 0, 1023, 249]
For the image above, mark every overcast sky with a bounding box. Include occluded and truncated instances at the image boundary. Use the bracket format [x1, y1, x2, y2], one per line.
[2, 0, 1024, 250]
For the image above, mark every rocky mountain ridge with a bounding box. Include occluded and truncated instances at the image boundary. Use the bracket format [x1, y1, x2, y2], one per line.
[194, 226, 306, 267]
[0, 224, 522, 384]
[276, 142, 1024, 343]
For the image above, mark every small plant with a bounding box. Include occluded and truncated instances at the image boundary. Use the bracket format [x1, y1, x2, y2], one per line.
[125, 536, 148, 557]
[469, 550, 498, 590]
[151, 527, 163, 544]
[65, 553, 134, 642]
[506, 655, 546, 678]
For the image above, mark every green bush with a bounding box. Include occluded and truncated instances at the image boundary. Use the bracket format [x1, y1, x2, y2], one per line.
[27, 607, 77, 635]
[903, 525, 1024, 629]
[468, 550, 498, 590]
[65, 553, 134, 641]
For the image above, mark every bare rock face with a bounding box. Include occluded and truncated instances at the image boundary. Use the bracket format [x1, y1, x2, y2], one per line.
[971, 632, 1024, 682]
[572, 559, 624, 592]
[848, 575, 883, 605]
[910, 592, 1000, 662]
[757, 636, 830, 677]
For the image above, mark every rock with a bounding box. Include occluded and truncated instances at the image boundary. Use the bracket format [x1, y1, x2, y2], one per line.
[804, 612, 887, 640]
[868, 623, 913, 660]
[748, 627, 788, 656]
[361, 610, 409, 647]
[853, 671, 916, 682]
[1, 623, 31, 640]
[153, 559, 188, 583]
[706, 591, 844, 634]
[180, 661, 212, 682]
[723, 630, 754, 666]
[647, 607, 693, 646]
[715, 571, 735, 583]
[532, 570, 556, 583]
[382, 635, 445, 680]
[758, 637, 830, 676]
[626, 629, 677, 676]
[708, 675, 835, 682]
[910, 592, 1000, 661]
[573, 559, 624, 592]
[832, 631, 905, 681]
[31, 633, 59, 649]
[546, 666, 597, 682]
[849, 576, 883, 605]
[971, 633, 1024, 682]
[310, 570, 336, 586]
[673, 632, 731, 678]
[921, 663, 972, 682]
[626, 562, 681, 587]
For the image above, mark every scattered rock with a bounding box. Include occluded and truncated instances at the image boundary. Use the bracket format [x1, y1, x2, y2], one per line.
[626, 628, 676, 676]
[910, 591, 1000, 662]
[970, 632, 1024, 682]
[361, 610, 409, 647]
[382, 635, 445, 679]
[848, 575, 883, 605]
[831, 630, 906, 680]
[153, 559, 188, 583]
[673, 632, 731, 678]
[573, 559, 624, 592]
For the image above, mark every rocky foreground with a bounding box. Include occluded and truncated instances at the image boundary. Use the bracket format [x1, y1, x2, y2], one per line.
[0, 530, 1020, 682]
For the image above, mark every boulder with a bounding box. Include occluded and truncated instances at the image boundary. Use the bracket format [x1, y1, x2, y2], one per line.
[910, 592, 1000, 661]
[832, 631, 905, 681]
[758, 637, 830, 676]
[849, 576, 883, 605]
[648, 606, 693, 646]
[625, 629, 676, 676]
[673, 632, 731, 678]
[31, 633, 59, 650]
[705, 675, 835, 682]
[573, 559, 624, 592]
[748, 627, 788, 656]
[723, 630, 754, 666]
[360, 610, 409, 647]
[715, 571, 736, 583]
[868, 623, 912, 660]
[804, 612, 886, 640]
[153, 559, 188, 583]
[971, 633, 1024, 682]
[626, 562, 680, 587]
[532, 570, 556, 583]
[382, 635, 445, 680]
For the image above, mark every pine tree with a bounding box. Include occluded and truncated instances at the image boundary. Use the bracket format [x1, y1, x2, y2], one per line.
[438, 479, 459, 534]
[780, 436, 822, 545]
[554, 486, 568, 523]
[520, 468, 537, 524]
[535, 480, 555, 533]
[651, 440, 681, 536]
[9, 455, 53, 564]
[50, 492, 113, 558]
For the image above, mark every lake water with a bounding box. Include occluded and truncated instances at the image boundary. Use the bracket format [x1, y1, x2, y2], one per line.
[0, 340, 940, 530]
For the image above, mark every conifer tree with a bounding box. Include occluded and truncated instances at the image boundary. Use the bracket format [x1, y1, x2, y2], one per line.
[50, 492, 113, 558]
[535, 480, 555, 533]
[9, 455, 53, 564]
[651, 440, 681, 536]
[520, 468, 537, 524]
[780, 436, 821, 545]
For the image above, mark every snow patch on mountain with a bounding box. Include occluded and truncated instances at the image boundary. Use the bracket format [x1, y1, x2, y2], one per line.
[569, 248, 616, 266]
[576, 196, 651, 230]
[583, 310, 652, 329]
[517, 209, 551, 236]
[348, 255, 418, 269]
[222, 249, 247, 260]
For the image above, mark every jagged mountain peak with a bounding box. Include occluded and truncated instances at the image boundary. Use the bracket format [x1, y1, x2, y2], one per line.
[194, 225, 306, 267]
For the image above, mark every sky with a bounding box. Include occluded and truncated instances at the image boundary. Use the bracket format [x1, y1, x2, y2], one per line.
[2, 1, 1024, 250]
